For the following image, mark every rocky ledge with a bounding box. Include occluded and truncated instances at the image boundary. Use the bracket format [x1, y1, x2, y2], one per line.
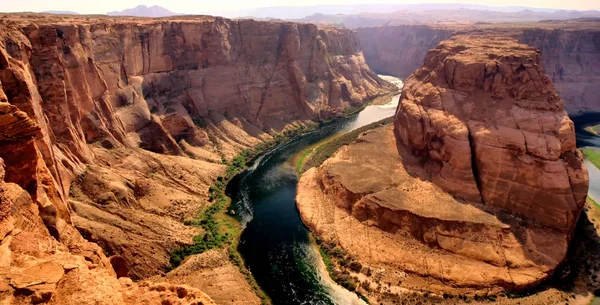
[297, 36, 589, 295]
[0, 14, 393, 304]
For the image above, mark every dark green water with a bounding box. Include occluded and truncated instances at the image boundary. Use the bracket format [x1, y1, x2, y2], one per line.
[226, 77, 402, 305]
[572, 112, 600, 148]
[226, 117, 355, 305]
[571, 112, 600, 201]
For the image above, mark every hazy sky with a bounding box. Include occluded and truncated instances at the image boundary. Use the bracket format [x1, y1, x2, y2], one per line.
[1, 0, 599, 14]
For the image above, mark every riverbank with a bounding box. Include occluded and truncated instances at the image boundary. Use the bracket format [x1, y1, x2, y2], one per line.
[296, 117, 394, 174]
[172, 120, 332, 302]
[165, 86, 398, 304]
[297, 122, 599, 305]
[214, 77, 403, 304]
[585, 125, 600, 136]
[310, 238, 368, 305]
[583, 147, 600, 170]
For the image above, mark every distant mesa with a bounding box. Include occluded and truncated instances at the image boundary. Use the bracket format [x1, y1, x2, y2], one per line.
[42, 10, 79, 15]
[107, 5, 177, 17]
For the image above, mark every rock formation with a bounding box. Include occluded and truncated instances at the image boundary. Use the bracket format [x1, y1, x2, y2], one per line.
[394, 35, 588, 231]
[356, 20, 600, 114]
[0, 104, 216, 305]
[0, 13, 391, 304]
[297, 36, 588, 295]
[518, 27, 600, 114]
[357, 25, 454, 79]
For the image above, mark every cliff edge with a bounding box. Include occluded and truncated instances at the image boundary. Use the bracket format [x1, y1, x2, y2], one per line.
[297, 36, 589, 297]
[0, 14, 392, 304]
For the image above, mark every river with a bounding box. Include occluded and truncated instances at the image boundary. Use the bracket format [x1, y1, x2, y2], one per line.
[226, 76, 403, 305]
[226, 81, 599, 305]
[571, 113, 600, 201]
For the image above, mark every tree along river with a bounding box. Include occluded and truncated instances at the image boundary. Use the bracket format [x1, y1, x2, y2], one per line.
[226, 76, 402, 305]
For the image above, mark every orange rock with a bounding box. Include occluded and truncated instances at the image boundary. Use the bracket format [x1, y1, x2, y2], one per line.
[0, 13, 393, 304]
[394, 35, 588, 231]
[298, 36, 589, 293]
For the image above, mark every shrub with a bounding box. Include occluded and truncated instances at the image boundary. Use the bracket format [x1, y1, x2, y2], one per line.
[349, 261, 362, 272]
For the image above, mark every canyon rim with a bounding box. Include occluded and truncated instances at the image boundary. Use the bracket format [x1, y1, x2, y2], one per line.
[0, 5, 598, 305]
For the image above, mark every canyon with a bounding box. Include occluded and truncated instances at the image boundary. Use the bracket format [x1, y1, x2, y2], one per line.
[0, 9, 598, 305]
[356, 20, 600, 114]
[0, 13, 392, 304]
[297, 35, 591, 301]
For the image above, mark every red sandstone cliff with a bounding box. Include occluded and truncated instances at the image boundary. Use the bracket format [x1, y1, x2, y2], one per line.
[394, 35, 588, 232]
[0, 98, 217, 304]
[297, 36, 589, 297]
[0, 14, 391, 304]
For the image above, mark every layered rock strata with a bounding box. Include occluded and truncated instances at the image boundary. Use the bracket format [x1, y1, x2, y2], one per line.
[394, 35, 588, 232]
[0, 14, 391, 303]
[0, 103, 217, 304]
[357, 20, 600, 114]
[297, 36, 588, 293]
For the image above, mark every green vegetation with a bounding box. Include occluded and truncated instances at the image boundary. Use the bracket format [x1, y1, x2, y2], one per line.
[342, 103, 367, 116]
[168, 94, 396, 301]
[170, 124, 319, 268]
[295, 148, 313, 173]
[585, 124, 600, 136]
[313, 235, 361, 292]
[297, 117, 394, 174]
[590, 197, 600, 209]
[583, 147, 600, 169]
[168, 123, 323, 304]
[169, 186, 235, 267]
[318, 246, 334, 275]
[291, 242, 335, 305]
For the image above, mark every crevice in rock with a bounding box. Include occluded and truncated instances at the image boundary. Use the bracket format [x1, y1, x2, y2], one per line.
[467, 127, 485, 203]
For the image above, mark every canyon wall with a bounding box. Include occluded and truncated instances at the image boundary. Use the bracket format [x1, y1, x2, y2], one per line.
[357, 25, 453, 79]
[518, 28, 600, 114]
[394, 35, 588, 232]
[357, 21, 600, 114]
[0, 98, 218, 305]
[0, 14, 391, 304]
[297, 36, 588, 295]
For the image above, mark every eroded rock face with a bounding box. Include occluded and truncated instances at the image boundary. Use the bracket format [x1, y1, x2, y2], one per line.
[518, 28, 600, 114]
[394, 35, 588, 231]
[0, 117, 215, 304]
[357, 25, 454, 79]
[0, 14, 391, 303]
[357, 21, 600, 114]
[297, 36, 589, 293]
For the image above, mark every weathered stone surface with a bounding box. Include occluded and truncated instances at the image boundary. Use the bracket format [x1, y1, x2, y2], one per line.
[357, 21, 600, 114]
[153, 249, 262, 305]
[0, 103, 217, 304]
[394, 35, 588, 231]
[0, 13, 392, 304]
[298, 126, 569, 293]
[298, 36, 589, 293]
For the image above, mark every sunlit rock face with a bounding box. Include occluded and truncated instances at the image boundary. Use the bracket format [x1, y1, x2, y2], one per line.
[394, 35, 588, 231]
[0, 14, 392, 303]
[297, 36, 589, 294]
